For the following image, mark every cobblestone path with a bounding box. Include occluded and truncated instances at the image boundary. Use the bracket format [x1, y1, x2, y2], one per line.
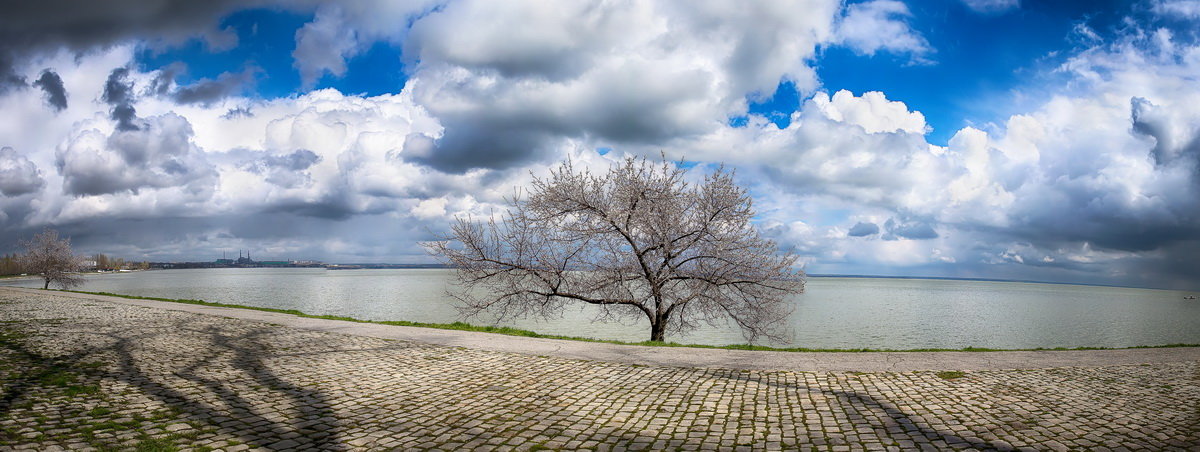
[1, 291, 1197, 451]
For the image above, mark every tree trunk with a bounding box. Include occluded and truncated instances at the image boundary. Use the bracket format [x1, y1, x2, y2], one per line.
[43, 278, 49, 290]
[649, 317, 666, 342]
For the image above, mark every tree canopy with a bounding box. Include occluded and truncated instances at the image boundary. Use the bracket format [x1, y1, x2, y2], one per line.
[20, 228, 83, 290]
[428, 156, 804, 342]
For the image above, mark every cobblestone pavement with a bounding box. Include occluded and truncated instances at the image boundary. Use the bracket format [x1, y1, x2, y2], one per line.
[0, 291, 1196, 451]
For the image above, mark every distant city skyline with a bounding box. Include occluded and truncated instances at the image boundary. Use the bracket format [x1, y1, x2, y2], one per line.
[1, 1, 1199, 289]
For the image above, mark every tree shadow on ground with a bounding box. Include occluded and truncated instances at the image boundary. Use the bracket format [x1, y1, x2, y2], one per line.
[712, 371, 1003, 450]
[0, 324, 105, 418]
[104, 321, 347, 450]
[0, 318, 350, 450]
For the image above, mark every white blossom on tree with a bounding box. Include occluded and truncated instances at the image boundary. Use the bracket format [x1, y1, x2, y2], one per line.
[20, 228, 84, 290]
[427, 157, 805, 342]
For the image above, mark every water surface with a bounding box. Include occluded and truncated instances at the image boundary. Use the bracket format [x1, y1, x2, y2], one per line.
[4, 268, 1197, 349]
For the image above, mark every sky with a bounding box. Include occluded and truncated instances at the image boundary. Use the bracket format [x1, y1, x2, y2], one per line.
[1, 0, 1199, 290]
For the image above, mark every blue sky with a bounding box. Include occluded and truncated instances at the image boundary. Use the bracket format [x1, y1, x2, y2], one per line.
[135, 8, 411, 99]
[1, 0, 1199, 289]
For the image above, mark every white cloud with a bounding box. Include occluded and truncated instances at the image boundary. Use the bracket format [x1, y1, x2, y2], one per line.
[834, 0, 932, 60]
[648, 21, 1200, 287]
[55, 113, 216, 197]
[0, 147, 44, 196]
[386, 0, 858, 172]
[959, 0, 1019, 14]
[811, 90, 929, 134]
[2, 1, 1199, 288]
[292, 0, 443, 86]
[1152, 0, 1200, 19]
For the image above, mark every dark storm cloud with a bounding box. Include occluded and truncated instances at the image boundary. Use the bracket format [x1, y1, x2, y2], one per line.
[0, 197, 36, 229]
[32, 69, 67, 111]
[0, 216, 224, 258]
[266, 198, 358, 220]
[0, 209, 422, 263]
[405, 122, 554, 174]
[1014, 210, 1200, 253]
[260, 182, 396, 221]
[159, 67, 260, 106]
[0, 55, 23, 92]
[0, 147, 45, 196]
[103, 67, 139, 131]
[847, 221, 879, 237]
[409, 75, 715, 174]
[1128, 240, 1200, 290]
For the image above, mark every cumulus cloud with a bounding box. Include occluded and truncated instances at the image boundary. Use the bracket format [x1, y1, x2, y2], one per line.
[388, 0, 872, 172]
[1130, 96, 1199, 166]
[56, 113, 216, 197]
[0, 0, 1197, 288]
[834, 0, 932, 60]
[663, 20, 1200, 288]
[811, 90, 929, 134]
[0, 146, 44, 196]
[680, 90, 934, 209]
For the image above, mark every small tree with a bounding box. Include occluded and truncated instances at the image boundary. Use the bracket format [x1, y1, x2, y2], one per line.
[427, 156, 804, 342]
[20, 228, 84, 290]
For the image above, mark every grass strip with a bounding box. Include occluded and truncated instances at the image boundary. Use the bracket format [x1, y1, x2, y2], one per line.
[43, 288, 1200, 353]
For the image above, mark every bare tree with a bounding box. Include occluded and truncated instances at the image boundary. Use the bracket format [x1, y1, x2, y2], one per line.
[20, 228, 84, 290]
[427, 156, 804, 343]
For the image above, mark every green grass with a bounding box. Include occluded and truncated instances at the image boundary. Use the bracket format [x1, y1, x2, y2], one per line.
[40, 370, 76, 386]
[133, 436, 178, 452]
[50, 288, 1200, 353]
[65, 384, 100, 396]
[936, 371, 966, 380]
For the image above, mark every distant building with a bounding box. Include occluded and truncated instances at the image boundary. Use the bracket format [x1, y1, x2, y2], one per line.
[215, 258, 234, 265]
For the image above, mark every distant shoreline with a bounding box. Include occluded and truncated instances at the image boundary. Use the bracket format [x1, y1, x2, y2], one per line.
[805, 273, 1197, 292]
[5, 266, 1194, 293]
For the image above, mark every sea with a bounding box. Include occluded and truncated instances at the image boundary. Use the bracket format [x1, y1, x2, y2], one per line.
[3, 268, 1197, 349]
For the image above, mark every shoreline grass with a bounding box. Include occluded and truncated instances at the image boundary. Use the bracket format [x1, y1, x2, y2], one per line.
[32, 288, 1200, 353]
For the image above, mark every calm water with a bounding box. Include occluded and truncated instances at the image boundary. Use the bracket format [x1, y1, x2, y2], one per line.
[4, 268, 1198, 349]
